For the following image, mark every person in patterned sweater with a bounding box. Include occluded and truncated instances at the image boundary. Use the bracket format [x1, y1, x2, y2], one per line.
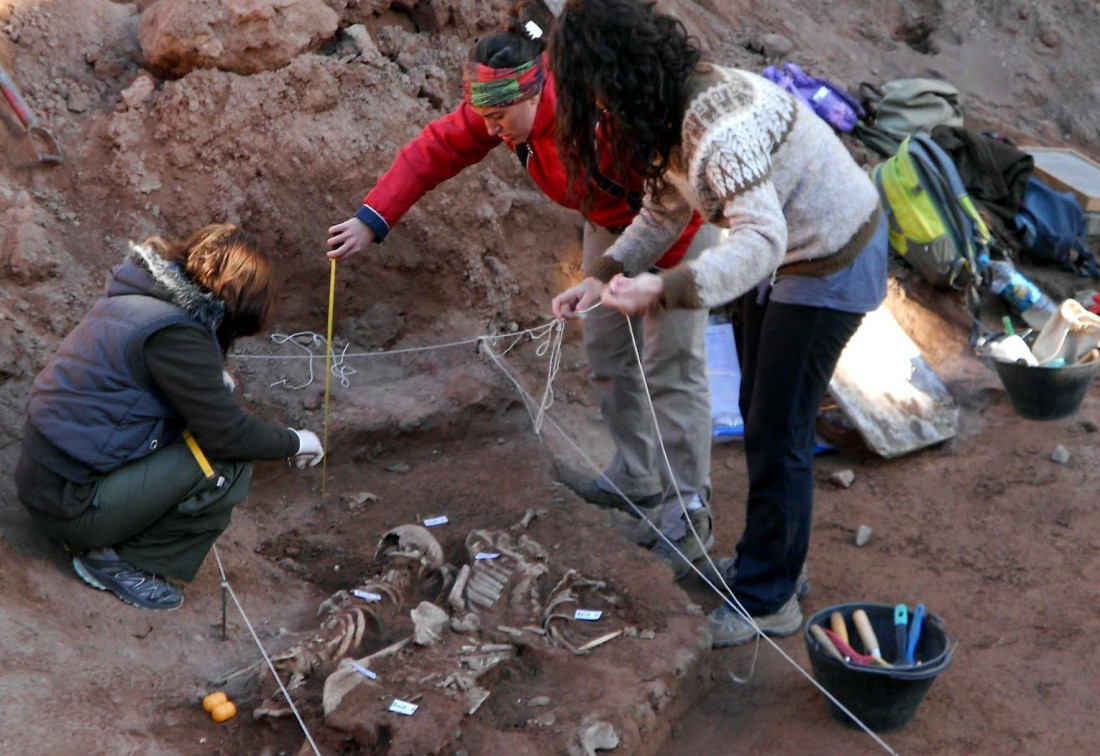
[550, 0, 888, 646]
[327, 1, 722, 574]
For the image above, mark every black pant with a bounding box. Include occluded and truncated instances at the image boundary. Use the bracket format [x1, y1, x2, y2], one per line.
[730, 295, 864, 615]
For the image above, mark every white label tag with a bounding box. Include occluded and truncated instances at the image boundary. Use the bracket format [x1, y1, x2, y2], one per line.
[574, 609, 603, 621]
[352, 589, 383, 602]
[475, 552, 501, 560]
[389, 699, 419, 716]
[352, 663, 377, 680]
[423, 516, 449, 527]
[811, 85, 830, 103]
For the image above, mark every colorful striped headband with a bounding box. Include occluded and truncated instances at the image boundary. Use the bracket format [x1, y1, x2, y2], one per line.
[462, 57, 545, 108]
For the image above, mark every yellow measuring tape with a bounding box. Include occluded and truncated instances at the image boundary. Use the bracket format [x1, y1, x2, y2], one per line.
[182, 429, 216, 480]
[321, 258, 336, 499]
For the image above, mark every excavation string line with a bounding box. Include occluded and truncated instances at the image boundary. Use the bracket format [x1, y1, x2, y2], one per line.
[620, 317, 897, 754]
[212, 544, 323, 756]
[229, 307, 897, 755]
[234, 321, 565, 434]
[481, 308, 899, 756]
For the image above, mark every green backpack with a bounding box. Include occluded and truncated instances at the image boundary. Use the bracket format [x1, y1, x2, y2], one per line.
[873, 134, 990, 291]
[855, 79, 965, 157]
[874, 79, 963, 135]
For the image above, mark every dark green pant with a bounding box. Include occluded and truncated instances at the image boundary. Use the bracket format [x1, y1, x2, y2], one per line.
[31, 439, 252, 582]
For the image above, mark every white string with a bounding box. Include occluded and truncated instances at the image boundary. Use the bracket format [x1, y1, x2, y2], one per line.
[483, 312, 899, 756]
[267, 332, 322, 389]
[481, 320, 564, 436]
[238, 323, 564, 391]
[621, 313, 767, 683]
[227, 308, 896, 754]
[212, 545, 323, 756]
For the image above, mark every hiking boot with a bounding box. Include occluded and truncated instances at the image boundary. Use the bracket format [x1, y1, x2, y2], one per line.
[559, 473, 662, 516]
[73, 552, 184, 611]
[709, 593, 803, 648]
[651, 506, 714, 580]
[698, 560, 811, 600]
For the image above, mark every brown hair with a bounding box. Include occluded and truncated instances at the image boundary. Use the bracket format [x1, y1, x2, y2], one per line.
[151, 223, 276, 348]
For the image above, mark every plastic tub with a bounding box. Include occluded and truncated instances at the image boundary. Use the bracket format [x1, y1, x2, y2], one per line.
[804, 603, 956, 733]
[991, 355, 1099, 420]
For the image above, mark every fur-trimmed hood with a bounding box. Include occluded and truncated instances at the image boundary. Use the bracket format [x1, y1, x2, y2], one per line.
[107, 242, 225, 333]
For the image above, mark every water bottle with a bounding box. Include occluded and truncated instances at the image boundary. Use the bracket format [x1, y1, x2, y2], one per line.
[704, 311, 745, 440]
[980, 255, 1057, 330]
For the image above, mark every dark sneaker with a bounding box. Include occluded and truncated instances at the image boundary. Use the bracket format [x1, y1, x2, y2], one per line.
[651, 506, 715, 580]
[73, 553, 184, 611]
[698, 560, 811, 600]
[559, 472, 662, 515]
[709, 593, 803, 648]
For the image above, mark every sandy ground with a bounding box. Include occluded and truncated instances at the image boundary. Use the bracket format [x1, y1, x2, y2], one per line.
[2, 0, 1100, 754]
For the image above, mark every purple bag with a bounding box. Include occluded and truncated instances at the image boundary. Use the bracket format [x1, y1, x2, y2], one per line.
[763, 62, 864, 132]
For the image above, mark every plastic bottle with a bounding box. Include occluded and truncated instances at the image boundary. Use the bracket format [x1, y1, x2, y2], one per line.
[981, 256, 1057, 330]
[704, 311, 745, 440]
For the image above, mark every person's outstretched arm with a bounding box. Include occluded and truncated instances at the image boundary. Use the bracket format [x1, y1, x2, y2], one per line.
[327, 103, 503, 260]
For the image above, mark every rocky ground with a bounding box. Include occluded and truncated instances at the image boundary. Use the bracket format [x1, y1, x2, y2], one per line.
[1, 0, 1099, 754]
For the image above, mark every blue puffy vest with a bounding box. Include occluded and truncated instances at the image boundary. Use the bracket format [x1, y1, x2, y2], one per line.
[26, 262, 208, 477]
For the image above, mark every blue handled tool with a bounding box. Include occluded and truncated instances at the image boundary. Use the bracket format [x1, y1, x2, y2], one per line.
[893, 604, 909, 665]
[905, 604, 926, 665]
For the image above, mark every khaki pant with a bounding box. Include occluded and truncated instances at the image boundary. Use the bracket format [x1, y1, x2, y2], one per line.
[582, 223, 715, 518]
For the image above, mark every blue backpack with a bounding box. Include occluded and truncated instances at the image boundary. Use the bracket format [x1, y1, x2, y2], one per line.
[762, 62, 864, 132]
[1012, 177, 1099, 278]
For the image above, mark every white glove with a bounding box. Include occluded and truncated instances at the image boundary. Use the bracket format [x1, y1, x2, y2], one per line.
[289, 428, 324, 469]
[222, 369, 237, 392]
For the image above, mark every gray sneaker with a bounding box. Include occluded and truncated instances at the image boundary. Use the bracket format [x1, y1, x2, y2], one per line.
[708, 593, 803, 648]
[557, 468, 662, 516]
[651, 506, 714, 580]
[698, 560, 811, 600]
[73, 553, 184, 611]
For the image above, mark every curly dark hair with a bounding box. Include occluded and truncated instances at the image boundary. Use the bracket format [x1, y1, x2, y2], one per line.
[549, 0, 701, 205]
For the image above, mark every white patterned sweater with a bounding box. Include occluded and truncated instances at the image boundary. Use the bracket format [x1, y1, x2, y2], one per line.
[587, 65, 882, 310]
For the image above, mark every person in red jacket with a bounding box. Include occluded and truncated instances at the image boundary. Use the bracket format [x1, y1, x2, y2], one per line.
[326, 1, 716, 577]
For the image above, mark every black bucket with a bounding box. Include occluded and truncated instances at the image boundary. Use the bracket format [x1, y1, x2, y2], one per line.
[991, 356, 1099, 421]
[803, 603, 956, 733]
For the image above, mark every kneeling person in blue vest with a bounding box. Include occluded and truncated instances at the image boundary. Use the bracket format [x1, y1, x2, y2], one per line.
[15, 224, 324, 611]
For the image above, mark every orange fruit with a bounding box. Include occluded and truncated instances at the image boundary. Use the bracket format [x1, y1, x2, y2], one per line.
[202, 691, 228, 712]
[211, 700, 237, 723]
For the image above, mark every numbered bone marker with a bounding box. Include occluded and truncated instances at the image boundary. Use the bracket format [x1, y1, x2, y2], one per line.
[389, 699, 419, 716]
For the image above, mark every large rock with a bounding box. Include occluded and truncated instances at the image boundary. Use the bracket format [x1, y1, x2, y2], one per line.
[0, 199, 60, 285]
[139, 0, 339, 76]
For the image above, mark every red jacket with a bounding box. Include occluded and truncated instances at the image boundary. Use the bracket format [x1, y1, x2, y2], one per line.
[356, 71, 701, 270]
